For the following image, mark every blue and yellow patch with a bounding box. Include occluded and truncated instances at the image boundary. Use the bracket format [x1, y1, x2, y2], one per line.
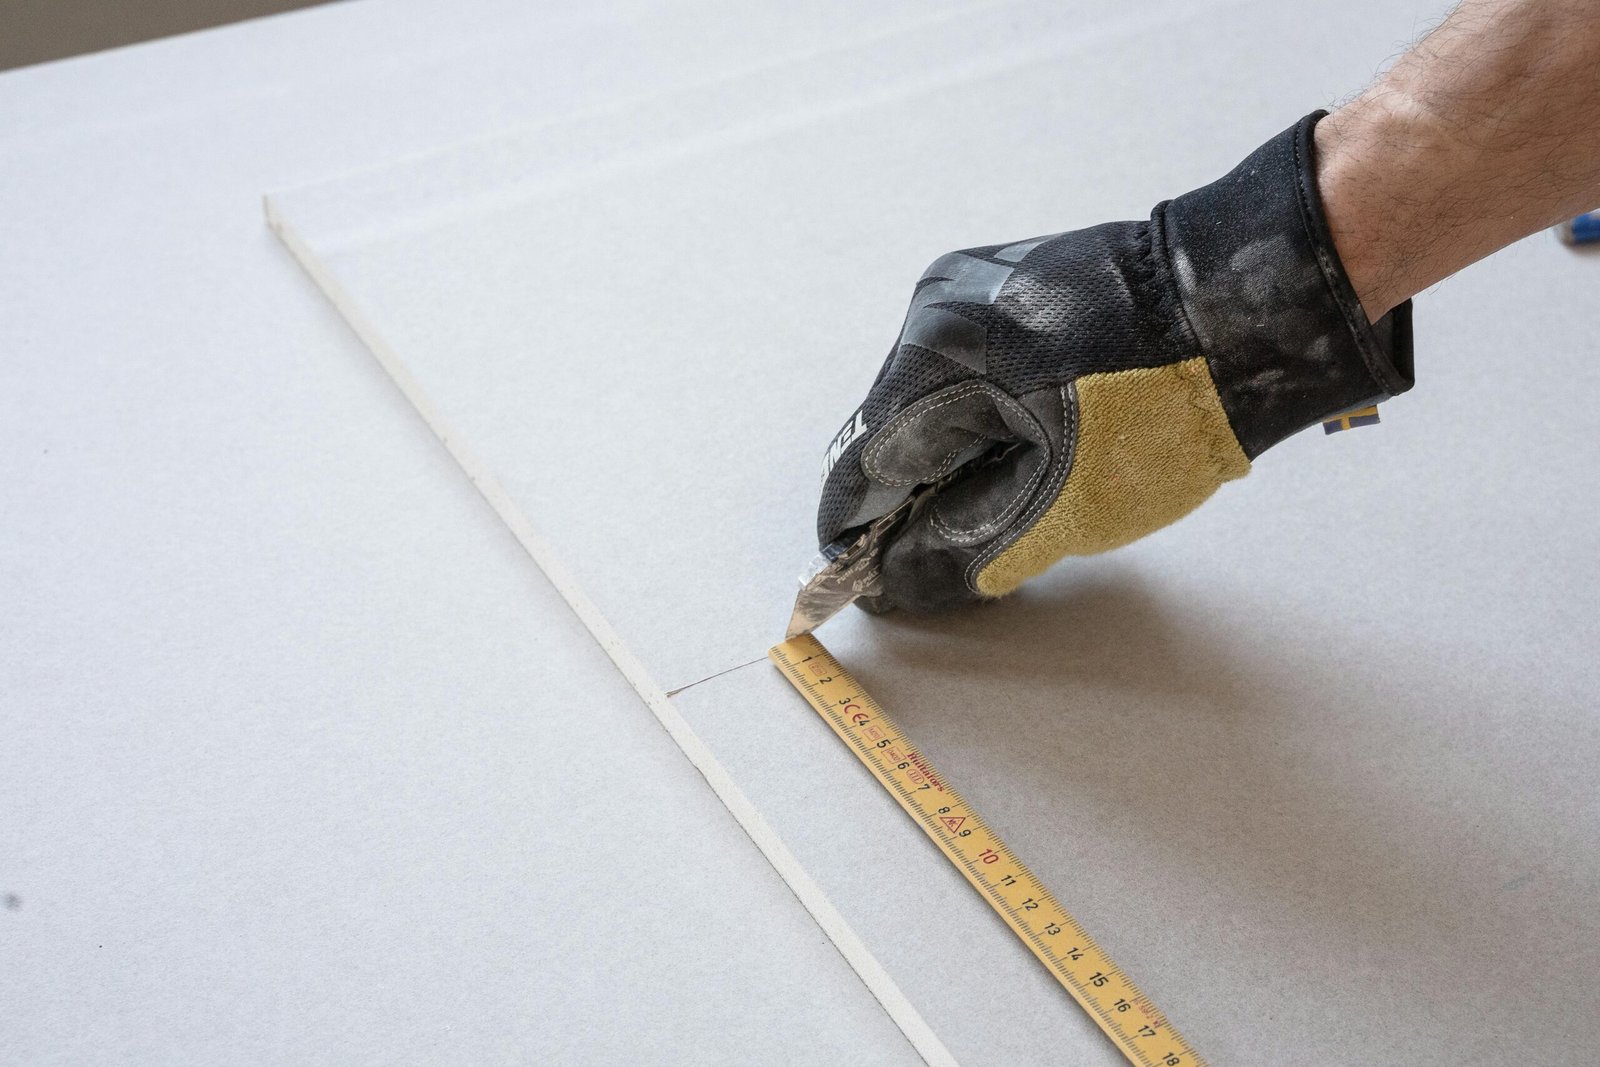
[1323, 405, 1380, 434]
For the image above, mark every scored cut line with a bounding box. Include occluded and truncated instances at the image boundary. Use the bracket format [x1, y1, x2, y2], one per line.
[265, 198, 957, 1067]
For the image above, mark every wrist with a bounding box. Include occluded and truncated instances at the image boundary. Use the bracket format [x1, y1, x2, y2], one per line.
[1315, 51, 1600, 322]
[1312, 101, 1420, 322]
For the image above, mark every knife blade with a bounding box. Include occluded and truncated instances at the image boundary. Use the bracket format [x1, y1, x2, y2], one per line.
[785, 493, 919, 639]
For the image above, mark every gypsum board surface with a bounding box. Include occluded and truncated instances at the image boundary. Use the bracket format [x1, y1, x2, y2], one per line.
[266, 0, 1600, 1062]
[3, 437, 922, 1064]
[0, 8, 952, 1060]
[264, 0, 1012, 253]
[4, 0, 980, 156]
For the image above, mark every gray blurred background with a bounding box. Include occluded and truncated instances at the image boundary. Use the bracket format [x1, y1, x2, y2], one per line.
[2, 0, 335, 69]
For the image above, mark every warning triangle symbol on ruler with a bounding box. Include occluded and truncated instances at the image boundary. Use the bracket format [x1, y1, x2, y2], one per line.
[941, 815, 965, 833]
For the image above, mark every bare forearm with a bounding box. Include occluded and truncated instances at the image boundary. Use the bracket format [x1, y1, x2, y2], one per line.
[1315, 0, 1600, 320]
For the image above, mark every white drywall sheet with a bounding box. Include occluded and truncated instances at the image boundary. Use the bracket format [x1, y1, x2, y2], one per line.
[268, 0, 1600, 1063]
[1, 0, 980, 1061]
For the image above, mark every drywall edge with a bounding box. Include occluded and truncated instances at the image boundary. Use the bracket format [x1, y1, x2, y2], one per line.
[264, 195, 956, 1067]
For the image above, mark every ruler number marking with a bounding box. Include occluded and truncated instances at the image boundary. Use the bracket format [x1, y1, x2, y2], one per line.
[770, 638, 1203, 1067]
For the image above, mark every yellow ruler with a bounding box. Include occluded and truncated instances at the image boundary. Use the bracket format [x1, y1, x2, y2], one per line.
[769, 634, 1206, 1067]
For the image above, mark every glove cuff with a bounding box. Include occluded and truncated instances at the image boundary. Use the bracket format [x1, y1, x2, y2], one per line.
[1155, 111, 1415, 459]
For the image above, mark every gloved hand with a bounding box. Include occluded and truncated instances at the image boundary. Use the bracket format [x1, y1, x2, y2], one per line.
[815, 111, 1414, 613]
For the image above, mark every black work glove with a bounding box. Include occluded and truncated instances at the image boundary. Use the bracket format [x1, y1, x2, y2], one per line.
[815, 111, 1414, 613]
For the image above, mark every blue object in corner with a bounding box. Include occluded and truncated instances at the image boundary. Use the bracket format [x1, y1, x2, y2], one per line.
[1558, 210, 1600, 245]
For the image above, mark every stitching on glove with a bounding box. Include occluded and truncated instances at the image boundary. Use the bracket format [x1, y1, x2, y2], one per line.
[963, 382, 1076, 593]
[862, 386, 982, 487]
[928, 446, 1046, 543]
[929, 401, 1051, 543]
[862, 382, 1029, 489]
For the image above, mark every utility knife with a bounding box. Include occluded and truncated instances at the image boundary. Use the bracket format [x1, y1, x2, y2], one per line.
[784, 493, 919, 639]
